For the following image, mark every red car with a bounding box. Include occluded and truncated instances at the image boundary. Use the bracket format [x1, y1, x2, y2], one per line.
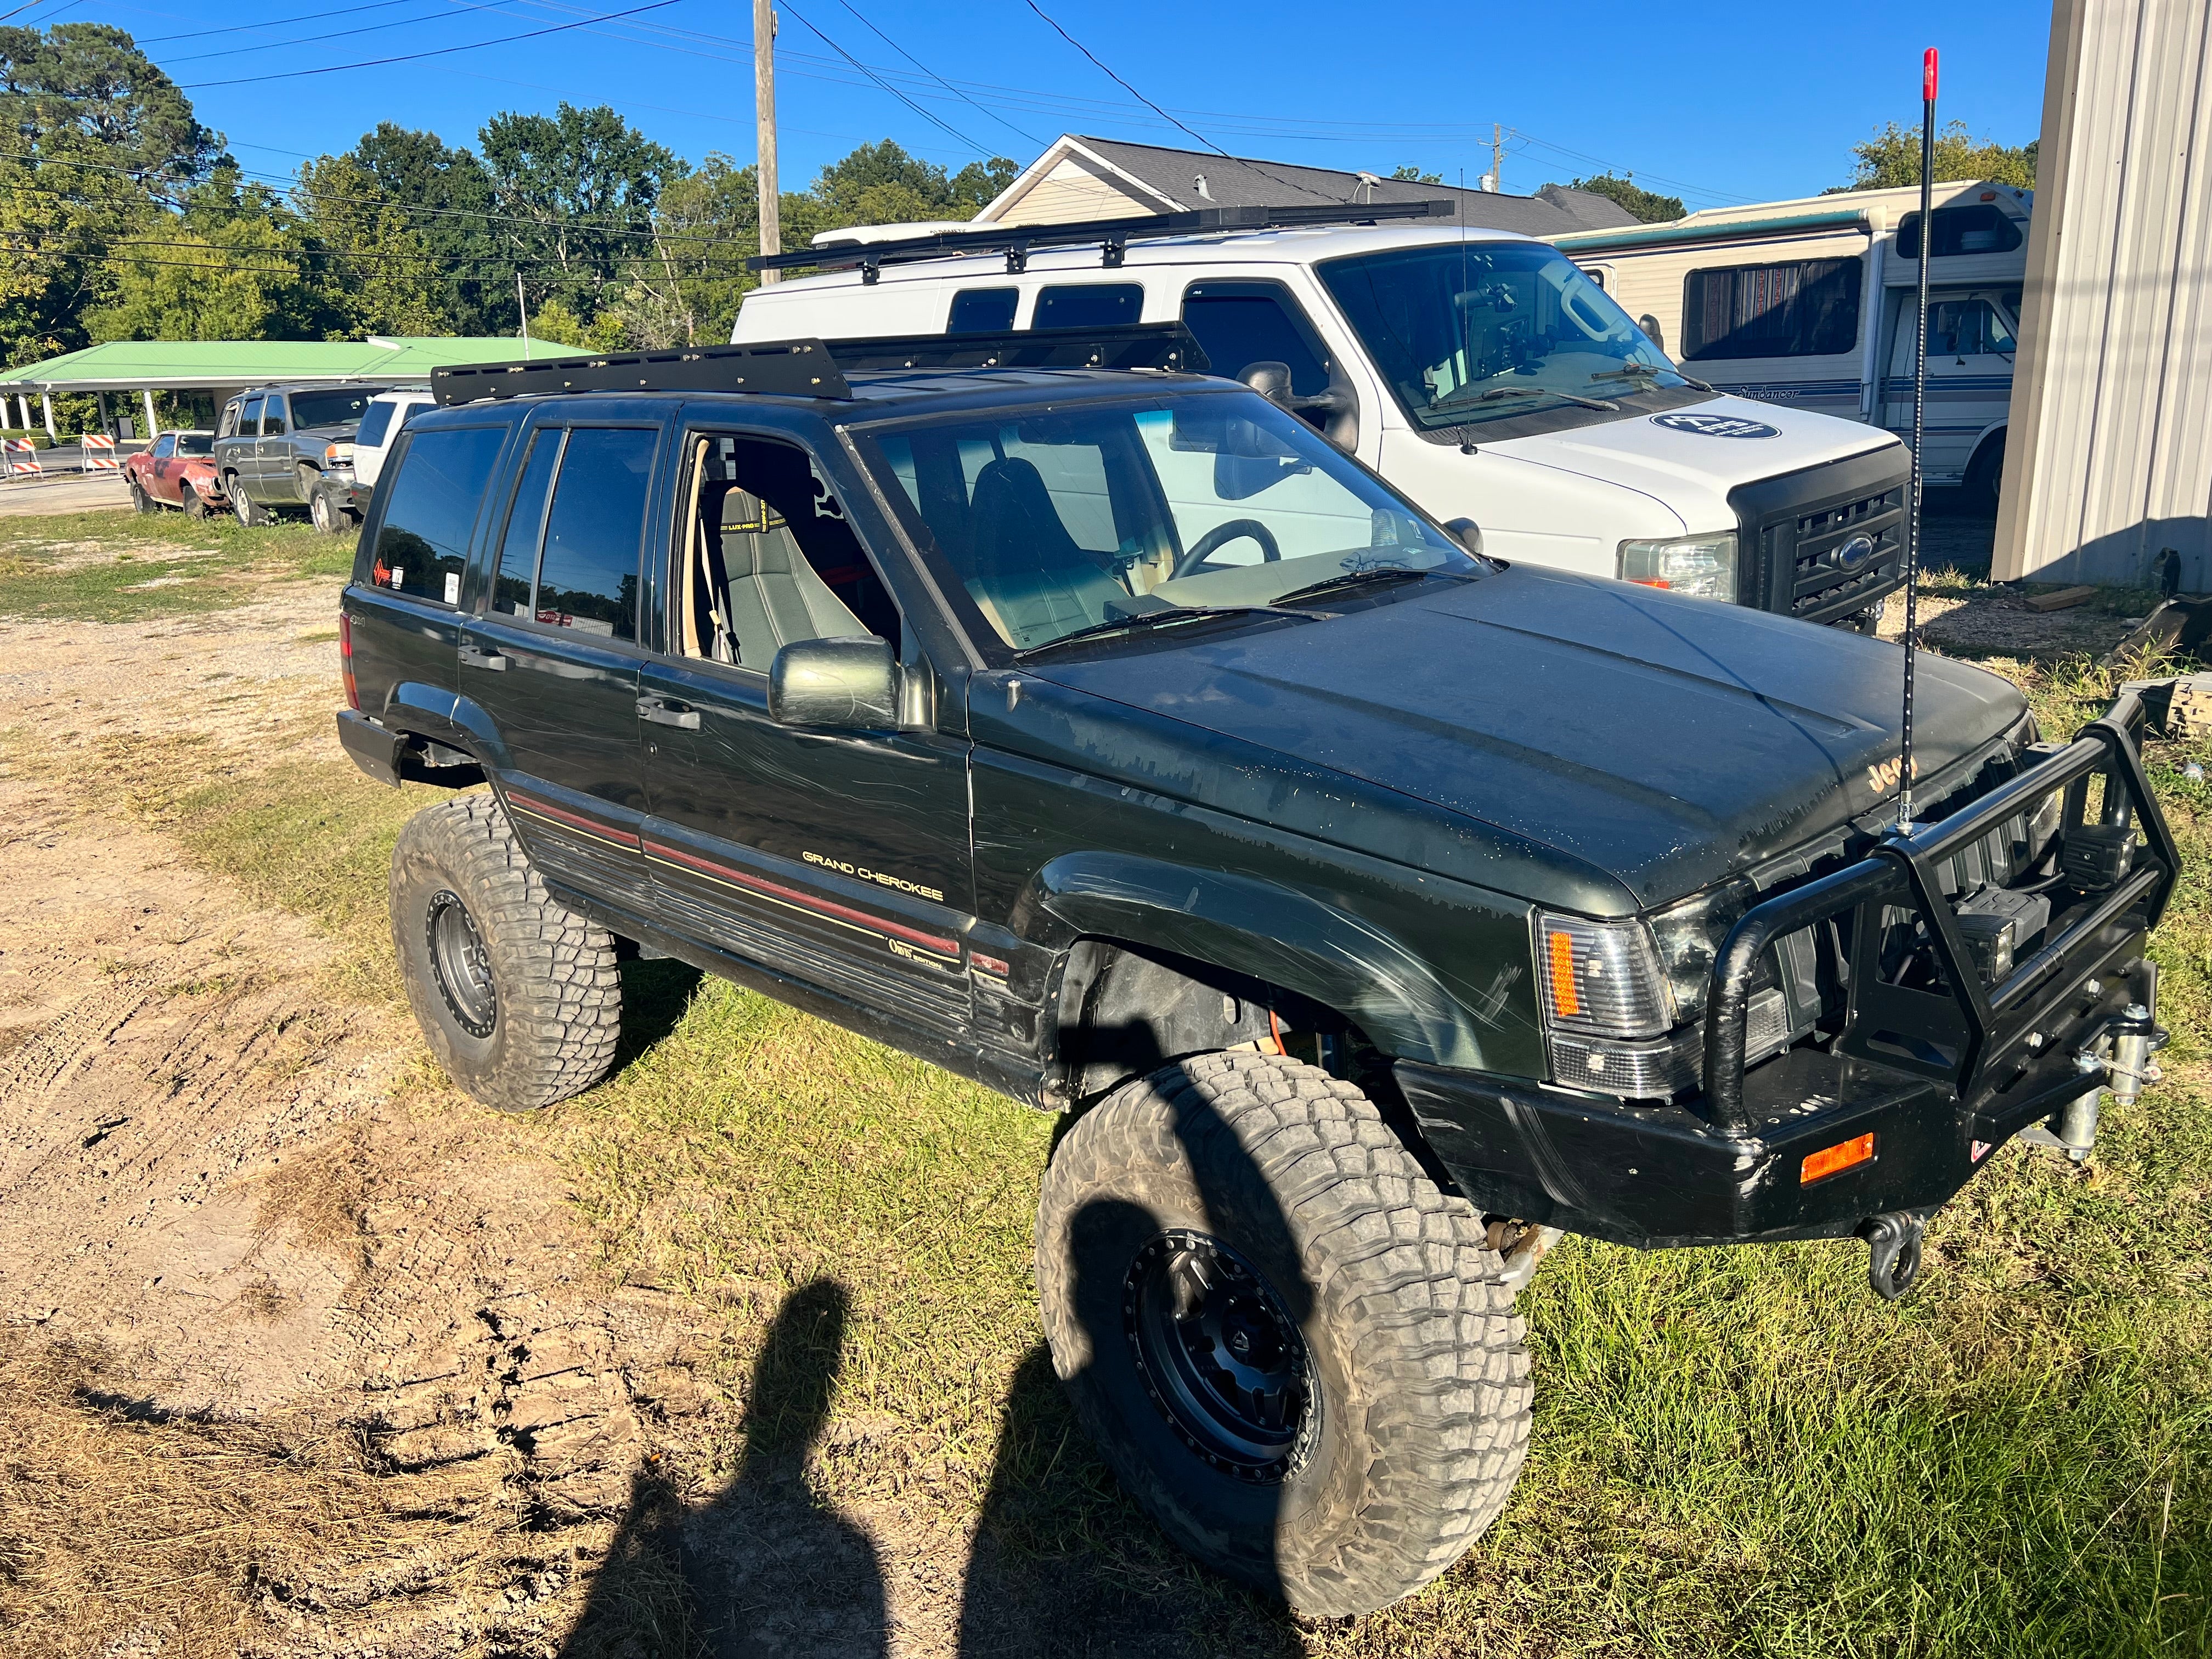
[125, 430, 225, 517]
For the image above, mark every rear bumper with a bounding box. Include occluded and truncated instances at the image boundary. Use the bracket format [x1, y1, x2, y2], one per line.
[1404, 687, 2175, 1248]
[335, 708, 404, 786]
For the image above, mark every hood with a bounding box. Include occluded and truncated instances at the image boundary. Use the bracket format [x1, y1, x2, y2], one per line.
[1486, 393, 1901, 509]
[1029, 567, 2025, 909]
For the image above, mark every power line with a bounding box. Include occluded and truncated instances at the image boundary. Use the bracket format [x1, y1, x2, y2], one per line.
[131, 0, 443, 44]
[828, 0, 1039, 148]
[172, 0, 685, 89]
[160, 0, 510, 65]
[774, 0, 990, 157]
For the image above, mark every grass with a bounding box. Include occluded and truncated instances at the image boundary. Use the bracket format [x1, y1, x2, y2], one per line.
[0, 508, 349, 622]
[4, 580, 2208, 1655]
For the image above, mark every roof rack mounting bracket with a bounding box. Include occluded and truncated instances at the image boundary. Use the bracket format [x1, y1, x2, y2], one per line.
[860, 253, 881, 286]
[1102, 233, 1127, 269]
[1005, 241, 1029, 275]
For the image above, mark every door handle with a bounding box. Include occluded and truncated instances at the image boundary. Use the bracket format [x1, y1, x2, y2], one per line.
[637, 695, 701, 730]
[459, 642, 507, 670]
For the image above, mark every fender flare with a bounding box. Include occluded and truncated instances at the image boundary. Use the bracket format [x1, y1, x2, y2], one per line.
[1015, 850, 1486, 1069]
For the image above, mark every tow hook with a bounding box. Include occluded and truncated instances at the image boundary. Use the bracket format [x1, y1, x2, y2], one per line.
[1860, 1212, 1925, 1300]
[1487, 1221, 1564, 1295]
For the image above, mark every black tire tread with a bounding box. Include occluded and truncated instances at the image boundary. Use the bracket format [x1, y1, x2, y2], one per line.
[1037, 1051, 1531, 1616]
[391, 793, 621, 1110]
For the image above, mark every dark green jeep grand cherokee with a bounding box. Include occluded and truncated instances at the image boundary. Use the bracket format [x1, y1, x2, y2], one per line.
[334, 337, 2174, 1616]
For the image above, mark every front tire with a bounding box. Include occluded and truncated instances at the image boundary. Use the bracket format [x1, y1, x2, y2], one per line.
[310, 483, 347, 535]
[391, 794, 623, 1110]
[1036, 1052, 1531, 1616]
[183, 486, 211, 520]
[129, 479, 153, 514]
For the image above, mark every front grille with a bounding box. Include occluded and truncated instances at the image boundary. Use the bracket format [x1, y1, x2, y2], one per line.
[1730, 447, 1912, 626]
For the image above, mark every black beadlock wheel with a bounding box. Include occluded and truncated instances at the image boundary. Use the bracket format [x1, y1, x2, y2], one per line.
[391, 793, 622, 1110]
[1037, 1052, 1532, 1616]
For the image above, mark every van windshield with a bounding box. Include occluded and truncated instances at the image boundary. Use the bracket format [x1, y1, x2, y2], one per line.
[865, 392, 1476, 656]
[1319, 244, 1686, 431]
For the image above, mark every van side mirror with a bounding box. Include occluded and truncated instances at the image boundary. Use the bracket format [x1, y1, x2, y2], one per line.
[1444, 517, 1484, 557]
[769, 636, 898, 730]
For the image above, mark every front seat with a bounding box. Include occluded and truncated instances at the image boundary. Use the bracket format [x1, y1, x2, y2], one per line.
[966, 456, 1125, 648]
[714, 490, 868, 667]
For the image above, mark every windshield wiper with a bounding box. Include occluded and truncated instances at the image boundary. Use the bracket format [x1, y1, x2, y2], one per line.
[1593, 363, 1716, 393]
[1271, 566, 1454, 607]
[1014, 603, 1318, 660]
[1431, 383, 1621, 415]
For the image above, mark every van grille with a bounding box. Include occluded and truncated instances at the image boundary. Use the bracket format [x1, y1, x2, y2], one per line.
[1730, 448, 1912, 627]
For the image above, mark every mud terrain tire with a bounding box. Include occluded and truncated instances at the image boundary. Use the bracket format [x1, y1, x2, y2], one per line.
[1036, 1051, 1530, 1616]
[391, 793, 622, 1110]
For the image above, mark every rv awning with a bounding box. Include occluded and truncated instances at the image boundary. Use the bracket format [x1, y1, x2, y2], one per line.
[0, 337, 532, 393]
[1549, 208, 1870, 256]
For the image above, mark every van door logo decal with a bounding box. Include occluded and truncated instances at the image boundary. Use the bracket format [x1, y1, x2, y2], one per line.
[1652, 412, 1781, 439]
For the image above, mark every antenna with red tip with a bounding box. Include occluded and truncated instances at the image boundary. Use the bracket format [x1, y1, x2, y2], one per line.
[1899, 47, 1938, 836]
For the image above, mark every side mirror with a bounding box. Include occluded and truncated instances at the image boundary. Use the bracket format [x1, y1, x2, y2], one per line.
[768, 636, 898, 730]
[1238, 360, 1296, 404]
[1444, 517, 1484, 557]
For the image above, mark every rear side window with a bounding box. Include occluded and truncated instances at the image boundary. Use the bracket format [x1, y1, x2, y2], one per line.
[1180, 281, 1332, 399]
[355, 401, 397, 450]
[949, 288, 1018, 333]
[1032, 283, 1143, 330]
[1897, 203, 2023, 260]
[529, 428, 656, 641]
[238, 396, 264, 435]
[368, 427, 507, 606]
[1681, 258, 1861, 360]
[490, 429, 562, 619]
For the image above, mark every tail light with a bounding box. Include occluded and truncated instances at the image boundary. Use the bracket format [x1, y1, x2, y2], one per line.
[339, 610, 359, 710]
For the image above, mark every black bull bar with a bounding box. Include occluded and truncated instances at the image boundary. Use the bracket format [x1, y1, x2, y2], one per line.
[1702, 687, 2176, 1139]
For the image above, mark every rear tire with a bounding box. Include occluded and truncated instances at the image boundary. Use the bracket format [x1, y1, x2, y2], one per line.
[391, 794, 623, 1111]
[1965, 435, 2005, 516]
[1036, 1051, 1531, 1616]
[229, 478, 267, 527]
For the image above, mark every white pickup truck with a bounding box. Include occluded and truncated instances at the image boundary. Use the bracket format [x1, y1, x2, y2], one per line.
[734, 210, 1911, 629]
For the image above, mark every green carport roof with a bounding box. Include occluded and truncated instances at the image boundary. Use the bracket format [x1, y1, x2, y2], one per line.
[0, 336, 544, 391]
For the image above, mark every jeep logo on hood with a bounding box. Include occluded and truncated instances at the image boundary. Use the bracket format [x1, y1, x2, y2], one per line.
[1652, 411, 1781, 439]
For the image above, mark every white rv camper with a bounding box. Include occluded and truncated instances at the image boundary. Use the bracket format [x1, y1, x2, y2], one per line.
[1554, 182, 2029, 508]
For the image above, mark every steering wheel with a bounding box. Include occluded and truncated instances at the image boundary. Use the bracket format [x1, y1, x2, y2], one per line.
[1172, 518, 1281, 580]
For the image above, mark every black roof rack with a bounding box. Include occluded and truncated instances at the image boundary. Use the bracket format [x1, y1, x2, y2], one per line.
[826, 322, 1207, 375]
[752, 199, 1456, 282]
[428, 325, 1212, 407]
[432, 339, 848, 406]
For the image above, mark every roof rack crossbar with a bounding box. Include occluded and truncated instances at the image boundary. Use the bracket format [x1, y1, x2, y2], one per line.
[432, 339, 850, 405]
[822, 322, 1209, 375]
[753, 199, 1456, 279]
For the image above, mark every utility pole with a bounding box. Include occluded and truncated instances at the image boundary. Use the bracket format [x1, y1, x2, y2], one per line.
[516, 271, 533, 360]
[754, 0, 781, 286]
[1492, 124, 1503, 195]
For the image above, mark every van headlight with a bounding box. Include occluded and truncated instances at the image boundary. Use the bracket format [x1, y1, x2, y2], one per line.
[1619, 531, 1738, 600]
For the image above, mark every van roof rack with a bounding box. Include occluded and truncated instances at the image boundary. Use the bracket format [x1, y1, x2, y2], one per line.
[751, 199, 1457, 283]
[428, 325, 1211, 407]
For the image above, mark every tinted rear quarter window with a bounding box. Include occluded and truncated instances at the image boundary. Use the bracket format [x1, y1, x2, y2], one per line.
[492, 429, 563, 619]
[367, 426, 508, 606]
[238, 396, 264, 435]
[1681, 258, 1861, 360]
[1032, 283, 1144, 330]
[531, 428, 656, 641]
[1180, 283, 1331, 397]
[355, 401, 396, 450]
[949, 288, 1018, 332]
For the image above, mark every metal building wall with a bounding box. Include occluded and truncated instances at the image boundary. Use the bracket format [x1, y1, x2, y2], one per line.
[1994, 0, 2212, 588]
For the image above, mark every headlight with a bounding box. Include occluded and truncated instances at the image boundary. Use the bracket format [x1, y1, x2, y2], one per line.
[324, 442, 356, 464]
[1646, 878, 1757, 1023]
[1618, 531, 1738, 601]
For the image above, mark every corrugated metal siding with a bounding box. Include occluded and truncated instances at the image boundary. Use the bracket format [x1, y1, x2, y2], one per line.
[1996, 0, 2212, 585]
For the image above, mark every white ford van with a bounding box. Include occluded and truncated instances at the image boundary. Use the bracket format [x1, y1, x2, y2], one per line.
[734, 210, 1912, 628]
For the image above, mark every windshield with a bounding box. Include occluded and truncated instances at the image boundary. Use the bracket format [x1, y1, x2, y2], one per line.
[174, 433, 213, 456]
[289, 388, 374, 430]
[866, 392, 1476, 654]
[1319, 243, 1683, 431]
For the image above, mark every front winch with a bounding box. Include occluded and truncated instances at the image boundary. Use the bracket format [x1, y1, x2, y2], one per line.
[2022, 960, 2163, 1163]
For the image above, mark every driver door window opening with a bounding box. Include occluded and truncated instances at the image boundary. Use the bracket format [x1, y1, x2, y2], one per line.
[672, 433, 900, 670]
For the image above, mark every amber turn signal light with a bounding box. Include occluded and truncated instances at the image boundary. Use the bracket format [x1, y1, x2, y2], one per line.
[1801, 1132, 1876, 1185]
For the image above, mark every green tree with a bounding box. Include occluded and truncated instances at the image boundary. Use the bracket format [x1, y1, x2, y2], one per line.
[0, 22, 229, 363]
[1833, 122, 2038, 190]
[84, 171, 338, 342]
[292, 154, 449, 337]
[1557, 173, 1684, 223]
[479, 103, 681, 324]
[317, 123, 505, 334]
[1390, 165, 1443, 184]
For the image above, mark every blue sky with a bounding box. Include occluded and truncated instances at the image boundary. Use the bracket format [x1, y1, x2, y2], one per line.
[20, 0, 2049, 208]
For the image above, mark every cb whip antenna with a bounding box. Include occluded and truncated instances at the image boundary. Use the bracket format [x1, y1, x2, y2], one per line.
[1899, 45, 1938, 834]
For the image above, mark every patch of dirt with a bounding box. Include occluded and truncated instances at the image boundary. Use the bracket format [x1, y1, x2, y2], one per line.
[1875, 583, 2142, 661]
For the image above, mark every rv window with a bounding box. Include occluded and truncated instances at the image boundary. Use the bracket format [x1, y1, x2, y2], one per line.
[1897, 203, 2023, 260]
[1681, 258, 1861, 360]
[949, 288, 1018, 333]
[1032, 283, 1144, 330]
[1180, 282, 1333, 402]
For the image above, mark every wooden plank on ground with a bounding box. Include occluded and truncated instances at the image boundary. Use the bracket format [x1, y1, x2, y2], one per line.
[2025, 585, 2097, 612]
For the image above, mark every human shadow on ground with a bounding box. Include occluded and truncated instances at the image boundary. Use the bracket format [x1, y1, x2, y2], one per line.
[560, 1057, 1317, 1658]
[611, 956, 705, 1070]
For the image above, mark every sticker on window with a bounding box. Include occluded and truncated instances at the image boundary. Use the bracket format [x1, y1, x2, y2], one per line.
[444, 571, 461, 605]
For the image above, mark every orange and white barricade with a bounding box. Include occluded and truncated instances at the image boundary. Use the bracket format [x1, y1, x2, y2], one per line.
[81, 433, 120, 473]
[2, 438, 41, 479]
